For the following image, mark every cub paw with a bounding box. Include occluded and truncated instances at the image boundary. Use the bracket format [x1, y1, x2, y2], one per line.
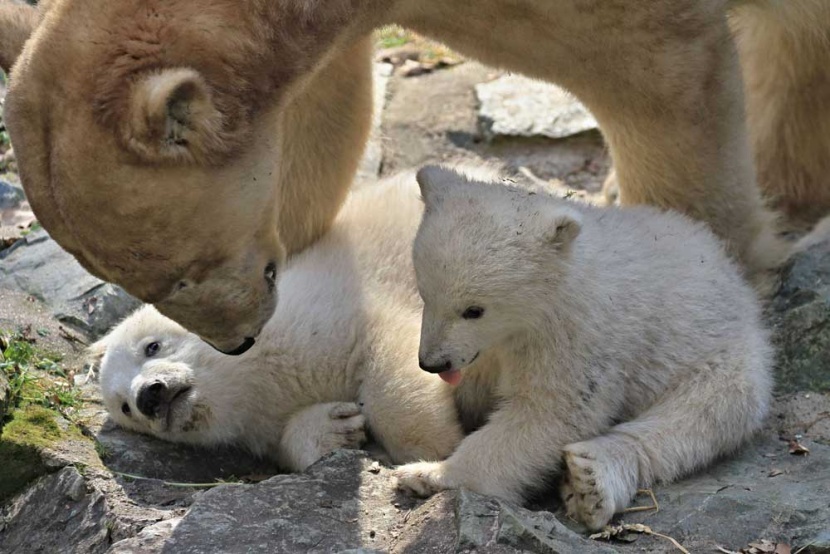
[320, 402, 367, 452]
[562, 442, 617, 530]
[394, 461, 450, 498]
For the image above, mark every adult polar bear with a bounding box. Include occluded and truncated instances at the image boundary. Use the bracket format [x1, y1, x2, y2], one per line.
[0, 0, 826, 351]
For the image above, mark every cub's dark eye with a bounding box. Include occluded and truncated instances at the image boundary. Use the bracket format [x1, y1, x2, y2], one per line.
[462, 306, 485, 320]
[145, 341, 161, 357]
[121, 402, 131, 416]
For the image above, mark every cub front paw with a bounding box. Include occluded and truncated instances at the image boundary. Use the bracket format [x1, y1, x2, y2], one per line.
[562, 443, 617, 530]
[394, 461, 450, 498]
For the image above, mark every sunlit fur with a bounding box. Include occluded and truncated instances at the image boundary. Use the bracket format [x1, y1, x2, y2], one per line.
[95, 174, 466, 471]
[395, 167, 772, 531]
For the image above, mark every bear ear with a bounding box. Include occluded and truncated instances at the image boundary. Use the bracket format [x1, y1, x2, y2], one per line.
[0, 1, 40, 73]
[541, 207, 582, 249]
[416, 165, 463, 207]
[85, 336, 110, 378]
[123, 68, 224, 163]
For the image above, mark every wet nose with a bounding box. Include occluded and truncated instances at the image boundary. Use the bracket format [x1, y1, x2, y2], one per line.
[418, 358, 453, 374]
[136, 381, 167, 418]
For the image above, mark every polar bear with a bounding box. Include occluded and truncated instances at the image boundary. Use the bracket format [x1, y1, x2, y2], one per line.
[394, 167, 773, 530]
[4, 0, 829, 348]
[94, 174, 470, 471]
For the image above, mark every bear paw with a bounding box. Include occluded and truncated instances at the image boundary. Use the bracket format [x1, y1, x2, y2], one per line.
[318, 402, 367, 452]
[561, 443, 617, 530]
[394, 461, 450, 498]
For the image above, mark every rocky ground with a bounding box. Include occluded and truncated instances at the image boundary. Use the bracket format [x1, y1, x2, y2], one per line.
[1, 33, 829, 554]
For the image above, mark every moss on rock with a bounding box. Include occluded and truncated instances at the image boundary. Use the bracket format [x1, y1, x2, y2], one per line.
[0, 404, 86, 502]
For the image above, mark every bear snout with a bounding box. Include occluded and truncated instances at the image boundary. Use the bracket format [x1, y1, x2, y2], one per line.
[136, 381, 192, 419]
[136, 381, 167, 418]
[419, 358, 453, 374]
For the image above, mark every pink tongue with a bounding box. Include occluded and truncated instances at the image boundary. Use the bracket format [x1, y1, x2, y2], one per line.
[438, 369, 463, 385]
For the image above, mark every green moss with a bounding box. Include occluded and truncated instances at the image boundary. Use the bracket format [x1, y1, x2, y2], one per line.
[0, 405, 66, 501]
[0, 333, 90, 502]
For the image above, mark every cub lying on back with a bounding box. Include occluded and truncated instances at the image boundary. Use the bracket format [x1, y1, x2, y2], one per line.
[395, 167, 773, 530]
[94, 175, 467, 472]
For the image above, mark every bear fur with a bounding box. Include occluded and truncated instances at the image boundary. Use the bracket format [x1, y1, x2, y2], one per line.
[394, 167, 773, 531]
[94, 174, 470, 471]
[2, 0, 827, 343]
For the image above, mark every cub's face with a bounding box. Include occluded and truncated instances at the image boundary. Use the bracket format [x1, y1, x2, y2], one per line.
[412, 166, 582, 384]
[95, 306, 215, 438]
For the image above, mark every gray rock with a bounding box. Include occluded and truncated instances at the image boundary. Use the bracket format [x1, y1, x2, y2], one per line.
[768, 239, 830, 392]
[476, 75, 597, 141]
[354, 62, 394, 187]
[803, 529, 830, 554]
[0, 467, 112, 554]
[0, 229, 141, 338]
[108, 518, 182, 554]
[94, 418, 281, 484]
[615, 436, 830, 553]
[147, 450, 609, 554]
[0, 178, 24, 211]
[457, 489, 615, 554]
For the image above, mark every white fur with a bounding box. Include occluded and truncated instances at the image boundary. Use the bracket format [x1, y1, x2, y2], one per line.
[395, 166, 773, 530]
[96, 174, 466, 472]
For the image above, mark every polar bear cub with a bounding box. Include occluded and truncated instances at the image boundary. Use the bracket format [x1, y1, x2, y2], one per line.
[395, 166, 773, 530]
[95, 174, 466, 472]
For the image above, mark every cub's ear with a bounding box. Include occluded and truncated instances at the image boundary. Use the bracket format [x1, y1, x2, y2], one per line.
[541, 207, 582, 249]
[123, 68, 225, 164]
[0, 1, 40, 73]
[416, 165, 463, 207]
[84, 336, 110, 379]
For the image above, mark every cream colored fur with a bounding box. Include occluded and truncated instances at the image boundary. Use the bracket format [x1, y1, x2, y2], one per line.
[394, 167, 773, 531]
[602, 1, 830, 229]
[0, 0, 823, 344]
[95, 175, 467, 471]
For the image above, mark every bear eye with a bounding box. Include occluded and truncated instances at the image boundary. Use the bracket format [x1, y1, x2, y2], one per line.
[121, 402, 131, 416]
[145, 341, 161, 357]
[462, 306, 485, 320]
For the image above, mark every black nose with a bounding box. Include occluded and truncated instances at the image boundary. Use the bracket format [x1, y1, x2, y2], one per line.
[210, 337, 256, 356]
[418, 359, 453, 374]
[136, 381, 167, 419]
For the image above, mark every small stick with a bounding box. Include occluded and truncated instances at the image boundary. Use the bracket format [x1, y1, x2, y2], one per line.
[623, 488, 659, 514]
[794, 539, 818, 554]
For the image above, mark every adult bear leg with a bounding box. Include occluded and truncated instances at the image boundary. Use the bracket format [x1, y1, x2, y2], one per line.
[732, 0, 830, 227]
[572, 5, 787, 280]
[275, 35, 375, 255]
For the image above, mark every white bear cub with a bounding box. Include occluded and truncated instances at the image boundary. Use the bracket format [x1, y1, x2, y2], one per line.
[95, 175, 465, 472]
[395, 166, 773, 530]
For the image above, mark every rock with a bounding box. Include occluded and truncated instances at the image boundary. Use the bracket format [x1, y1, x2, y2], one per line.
[134, 450, 610, 554]
[354, 62, 394, 187]
[0, 229, 141, 339]
[0, 225, 24, 251]
[93, 418, 281, 484]
[476, 75, 598, 141]
[614, 436, 830, 553]
[108, 518, 182, 554]
[802, 529, 830, 554]
[0, 467, 111, 554]
[0, 178, 24, 211]
[768, 239, 830, 392]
